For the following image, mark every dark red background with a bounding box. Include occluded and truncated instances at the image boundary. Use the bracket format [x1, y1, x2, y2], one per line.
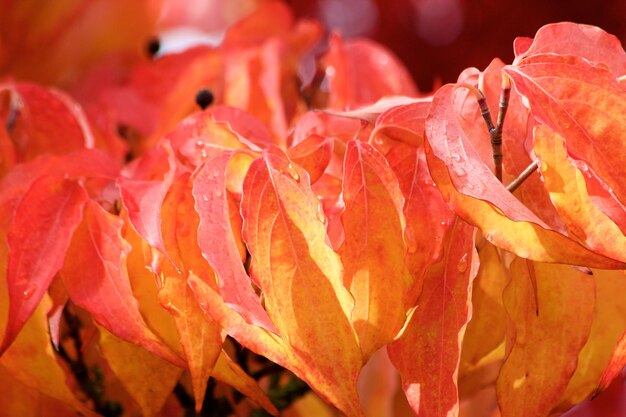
[287, 0, 626, 91]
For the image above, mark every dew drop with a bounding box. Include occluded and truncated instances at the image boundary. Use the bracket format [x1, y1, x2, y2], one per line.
[202, 195, 209, 202]
[457, 253, 469, 273]
[453, 165, 466, 176]
[315, 203, 326, 223]
[22, 285, 36, 300]
[405, 229, 418, 254]
[201, 149, 208, 159]
[285, 163, 300, 181]
[451, 153, 462, 162]
[195, 140, 205, 149]
[214, 189, 222, 198]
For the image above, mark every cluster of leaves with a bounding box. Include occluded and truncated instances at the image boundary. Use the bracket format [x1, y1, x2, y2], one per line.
[1, 1, 625, 416]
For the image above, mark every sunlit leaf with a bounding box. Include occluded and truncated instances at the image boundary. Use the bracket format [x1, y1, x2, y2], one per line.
[424, 83, 624, 268]
[389, 218, 478, 417]
[241, 147, 363, 416]
[496, 259, 595, 417]
[340, 140, 413, 358]
[60, 200, 184, 367]
[1, 176, 87, 353]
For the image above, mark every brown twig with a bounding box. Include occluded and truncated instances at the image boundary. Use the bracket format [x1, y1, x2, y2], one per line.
[506, 159, 539, 193]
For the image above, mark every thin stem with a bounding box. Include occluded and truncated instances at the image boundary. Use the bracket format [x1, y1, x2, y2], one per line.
[506, 159, 539, 193]
[491, 74, 511, 182]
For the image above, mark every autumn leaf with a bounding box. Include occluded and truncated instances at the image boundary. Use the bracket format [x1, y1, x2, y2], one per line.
[98, 326, 183, 417]
[340, 140, 414, 359]
[192, 151, 275, 332]
[287, 134, 333, 184]
[504, 53, 626, 207]
[118, 142, 177, 258]
[241, 147, 363, 416]
[496, 259, 595, 417]
[424, 83, 624, 268]
[60, 200, 184, 367]
[388, 218, 478, 417]
[512, 22, 626, 76]
[322, 33, 418, 110]
[533, 125, 626, 263]
[1, 176, 88, 353]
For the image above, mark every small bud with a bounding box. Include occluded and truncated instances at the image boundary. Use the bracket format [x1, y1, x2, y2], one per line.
[195, 88, 214, 110]
[146, 37, 160, 58]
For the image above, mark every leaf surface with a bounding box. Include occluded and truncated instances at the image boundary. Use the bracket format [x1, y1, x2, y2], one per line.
[513, 22, 626, 76]
[192, 152, 275, 332]
[424, 83, 623, 268]
[98, 326, 182, 417]
[1, 176, 87, 353]
[388, 218, 478, 417]
[287, 134, 333, 185]
[241, 147, 363, 416]
[533, 125, 626, 263]
[504, 54, 626, 206]
[60, 200, 184, 367]
[340, 140, 414, 358]
[496, 259, 595, 417]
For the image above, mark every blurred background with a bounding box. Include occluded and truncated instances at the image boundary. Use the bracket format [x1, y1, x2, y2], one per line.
[285, 0, 626, 90]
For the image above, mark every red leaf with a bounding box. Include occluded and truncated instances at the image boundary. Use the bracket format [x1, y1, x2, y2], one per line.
[323, 33, 418, 110]
[504, 54, 626, 207]
[598, 327, 626, 393]
[388, 218, 478, 417]
[0, 176, 87, 353]
[424, 83, 623, 268]
[60, 200, 184, 367]
[118, 142, 177, 257]
[287, 134, 333, 184]
[386, 143, 454, 280]
[513, 22, 626, 76]
[192, 151, 276, 333]
[0, 82, 93, 160]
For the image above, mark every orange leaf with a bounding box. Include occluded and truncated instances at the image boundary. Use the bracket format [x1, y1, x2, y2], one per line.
[1, 176, 87, 353]
[424, 83, 623, 268]
[460, 241, 507, 372]
[241, 147, 363, 416]
[98, 326, 182, 417]
[60, 200, 184, 367]
[496, 259, 595, 417]
[533, 125, 626, 263]
[340, 140, 414, 358]
[597, 328, 626, 393]
[212, 351, 279, 416]
[556, 269, 626, 410]
[287, 134, 333, 185]
[388, 218, 478, 417]
[504, 54, 626, 206]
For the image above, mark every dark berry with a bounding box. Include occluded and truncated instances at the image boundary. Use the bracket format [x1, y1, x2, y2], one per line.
[146, 37, 160, 58]
[195, 88, 214, 110]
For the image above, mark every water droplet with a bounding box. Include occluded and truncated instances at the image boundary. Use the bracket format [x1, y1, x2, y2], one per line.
[202, 195, 209, 202]
[22, 285, 35, 299]
[457, 253, 469, 273]
[163, 301, 182, 318]
[214, 189, 222, 198]
[200, 149, 208, 159]
[285, 163, 300, 181]
[451, 153, 462, 162]
[316, 203, 326, 223]
[453, 166, 466, 176]
[405, 229, 418, 254]
[195, 140, 205, 149]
